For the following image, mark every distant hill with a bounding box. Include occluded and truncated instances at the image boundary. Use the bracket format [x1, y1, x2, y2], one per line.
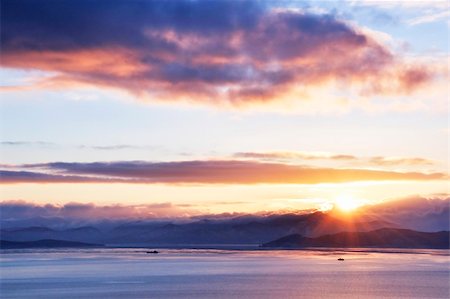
[261, 228, 450, 249]
[103, 212, 395, 245]
[0, 213, 399, 245]
[0, 226, 104, 243]
[0, 239, 103, 249]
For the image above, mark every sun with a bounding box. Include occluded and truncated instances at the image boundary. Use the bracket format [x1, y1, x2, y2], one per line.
[334, 195, 362, 212]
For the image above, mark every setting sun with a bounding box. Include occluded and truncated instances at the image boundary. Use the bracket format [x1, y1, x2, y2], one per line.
[334, 195, 363, 212]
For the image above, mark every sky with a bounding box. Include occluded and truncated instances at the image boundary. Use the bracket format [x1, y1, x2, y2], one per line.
[0, 0, 448, 218]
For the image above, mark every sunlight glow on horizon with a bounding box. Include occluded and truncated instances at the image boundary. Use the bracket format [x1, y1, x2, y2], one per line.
[0, 180, 446, 216]
[334, 195, 365, 212]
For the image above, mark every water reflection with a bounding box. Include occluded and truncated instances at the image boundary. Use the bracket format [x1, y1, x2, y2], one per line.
[1, 248, 449, 298]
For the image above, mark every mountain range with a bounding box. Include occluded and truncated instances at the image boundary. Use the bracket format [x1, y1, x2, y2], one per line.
[1, 197, 448, 248]
[1, 212, 397, 246]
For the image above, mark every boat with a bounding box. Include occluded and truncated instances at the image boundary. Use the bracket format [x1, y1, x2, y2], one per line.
[146, 250, 159, 254]
[337, 258, 344, 261]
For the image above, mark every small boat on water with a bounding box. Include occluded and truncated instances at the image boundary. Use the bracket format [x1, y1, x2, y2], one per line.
[337, 258, 344, 261]
[146, 250, 159, 254]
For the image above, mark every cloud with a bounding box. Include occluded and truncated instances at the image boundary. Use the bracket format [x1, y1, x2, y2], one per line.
[363, 194, 450, 215]
[368, 156, 435, 166]
[408, 10, 450, 26]
[1, 141, 157, 151]
[0, 160, 445, 185]
[1, 195, 448, 231]
[234, 151, 435, 166]
[0, 0, 436, 108]
[1, 141, 56, 147]
[359, 195, 450, 232]
[0, 200, 197, 220]
[234, 151, 358, 161]
[78, 144, 157, 151]
[346, 1, 450, 28]
[346, 0, 448, 10]
[0, 170, 117, 184]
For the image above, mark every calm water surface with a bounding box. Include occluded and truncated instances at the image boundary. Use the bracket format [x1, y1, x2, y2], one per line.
[1, 248, 449, 298]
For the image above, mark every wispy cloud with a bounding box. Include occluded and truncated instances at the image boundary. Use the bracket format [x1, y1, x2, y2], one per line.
[234, 151, 435, 167]
[408, 10, 450, 26]
[346, 0, 448, 10]
[368, 156, 435, 166]
[346, 0, 450, 27]
[1, 141, 56, 147]
[0, 0, 436, 109]
[234, 151, 358, 161]
[78, 144, 157, 151]
[0, 160, 445, 185]
[1, 141, 157, 151]
[0, 170, 116, 184]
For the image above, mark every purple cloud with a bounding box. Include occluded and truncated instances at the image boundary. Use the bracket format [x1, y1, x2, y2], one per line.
[1, 160, 445, 185]
[0, 200, 196, 220]
[1, 0, 433, 106]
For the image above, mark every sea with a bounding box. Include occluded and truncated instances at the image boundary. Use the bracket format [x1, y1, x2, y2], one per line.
[1, 248, 449, 298]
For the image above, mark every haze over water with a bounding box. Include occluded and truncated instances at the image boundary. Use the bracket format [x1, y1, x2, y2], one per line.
[1, 248, 449, 299]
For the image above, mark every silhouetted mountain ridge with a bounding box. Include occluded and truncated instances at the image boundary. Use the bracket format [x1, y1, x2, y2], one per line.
[0, 212, 396, 245]
[2, 197, 449, 246]
[262, 228, 450, 249]
[0, 239, 103, 249]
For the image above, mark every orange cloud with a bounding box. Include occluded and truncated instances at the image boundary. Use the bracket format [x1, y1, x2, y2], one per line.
[234, 152, 358, 161]
[368, 156, 435, 166]
[0, 160, 445, 185]
[234, 151, 435, 167]
[1, 0, 438, 107]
